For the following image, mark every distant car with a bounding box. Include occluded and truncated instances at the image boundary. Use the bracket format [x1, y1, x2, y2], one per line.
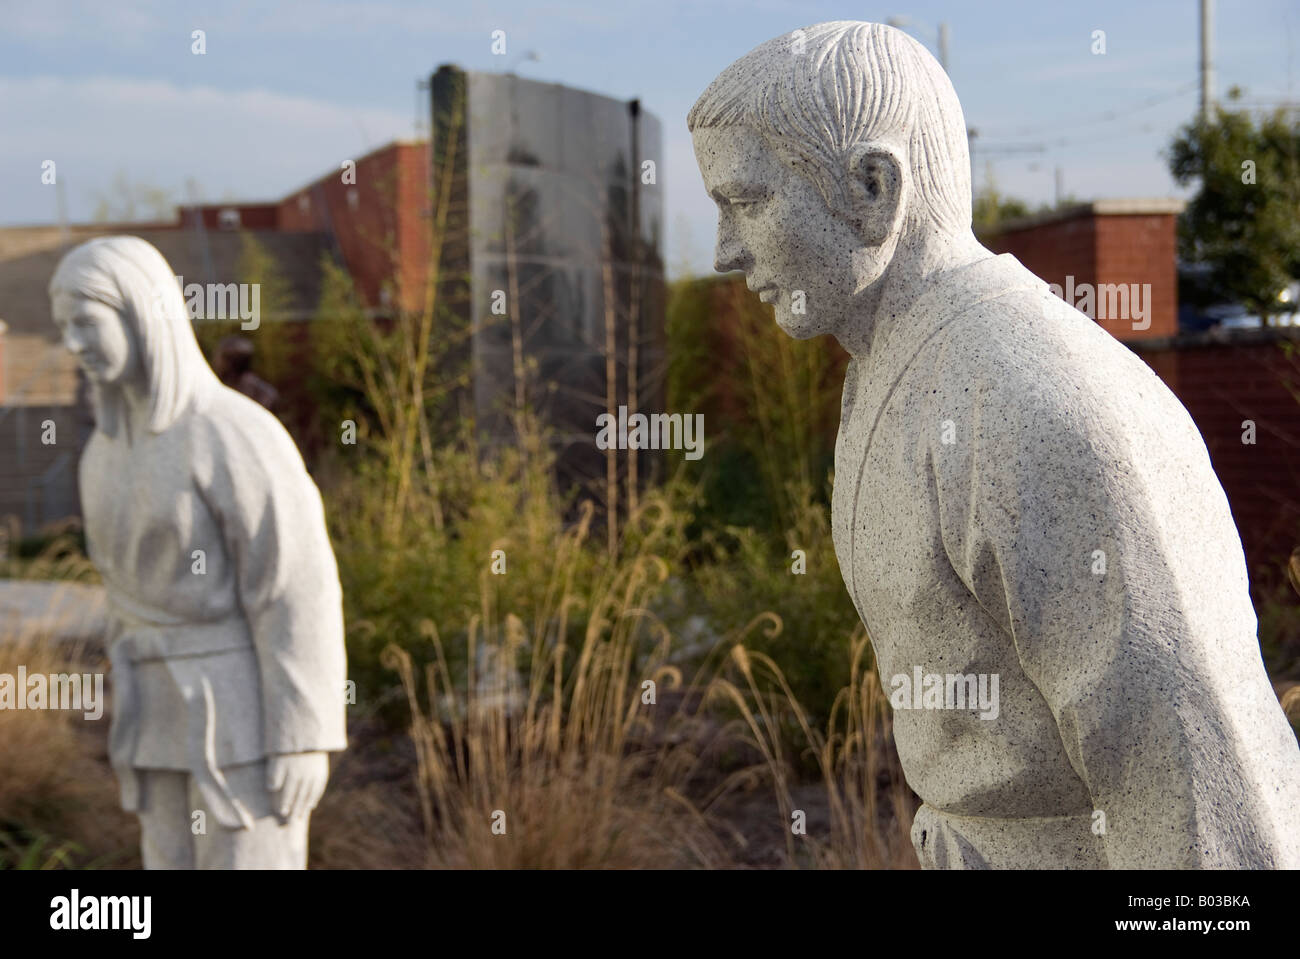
[1177, 270, 1300, 331]
[1182, 284, 1300, 331]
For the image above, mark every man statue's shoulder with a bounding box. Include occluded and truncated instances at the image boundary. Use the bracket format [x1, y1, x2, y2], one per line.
[918, 287, 1148, 463]
[933, 279, 1126, 389]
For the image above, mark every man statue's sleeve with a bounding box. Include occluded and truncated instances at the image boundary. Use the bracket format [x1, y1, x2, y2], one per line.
[926, 325, 1275, 868]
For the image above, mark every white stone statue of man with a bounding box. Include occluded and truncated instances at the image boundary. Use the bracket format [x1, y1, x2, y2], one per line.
[49, 236, 347, 869]
[691, 21, 1300, 868]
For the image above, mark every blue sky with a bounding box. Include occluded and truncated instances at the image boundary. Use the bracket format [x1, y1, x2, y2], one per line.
[2, 0, 1296, 277]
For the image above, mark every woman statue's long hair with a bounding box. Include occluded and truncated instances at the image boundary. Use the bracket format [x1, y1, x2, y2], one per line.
[49, 236, 219, 438]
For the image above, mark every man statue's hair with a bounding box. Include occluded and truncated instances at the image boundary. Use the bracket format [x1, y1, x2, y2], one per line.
[687, 20, 972, 237]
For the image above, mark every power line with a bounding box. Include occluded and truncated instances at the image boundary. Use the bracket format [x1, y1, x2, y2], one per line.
[978, 104, 1199, 154]
[978, 81, 1199, 140]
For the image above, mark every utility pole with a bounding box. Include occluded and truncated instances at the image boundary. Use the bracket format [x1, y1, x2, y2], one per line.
[967, 131, 1046, 190]
[55, 177, 69, 246]
[415, 78, 429, 137]
[1200, 0, 1215, 123]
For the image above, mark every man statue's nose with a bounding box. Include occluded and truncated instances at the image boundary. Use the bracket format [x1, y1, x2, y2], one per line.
[714, 237, 747, 274]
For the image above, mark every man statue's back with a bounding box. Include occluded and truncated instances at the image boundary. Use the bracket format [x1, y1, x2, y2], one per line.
[690, 20, 1300, 868]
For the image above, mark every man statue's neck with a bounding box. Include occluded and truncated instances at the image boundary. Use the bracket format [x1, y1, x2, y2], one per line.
[840, 231, 994, 360]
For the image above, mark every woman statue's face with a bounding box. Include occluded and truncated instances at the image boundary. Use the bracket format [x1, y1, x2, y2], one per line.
[51, 291, 138, 385]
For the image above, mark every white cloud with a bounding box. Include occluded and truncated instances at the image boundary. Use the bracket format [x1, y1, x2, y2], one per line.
[0, 75, 411, 224]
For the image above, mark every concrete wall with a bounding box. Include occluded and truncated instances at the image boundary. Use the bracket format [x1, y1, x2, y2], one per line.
[436, 66, 666, 496]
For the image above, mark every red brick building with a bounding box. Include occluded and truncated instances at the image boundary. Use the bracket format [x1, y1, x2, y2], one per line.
[181, 140, 431, 313]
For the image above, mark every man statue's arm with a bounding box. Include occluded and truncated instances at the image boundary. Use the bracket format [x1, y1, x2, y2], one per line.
[927, 342, 1259, 868]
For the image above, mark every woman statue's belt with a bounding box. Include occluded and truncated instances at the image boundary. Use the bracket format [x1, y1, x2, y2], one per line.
[107, 608, 258, 831]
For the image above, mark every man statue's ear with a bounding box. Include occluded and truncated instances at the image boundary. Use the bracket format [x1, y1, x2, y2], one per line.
[846, 146, 905, 245]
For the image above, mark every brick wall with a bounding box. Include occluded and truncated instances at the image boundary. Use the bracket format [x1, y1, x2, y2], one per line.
[984, 199, 1182, 341]
[277, 141, 430, 312]
[1094, 213, 1179, 341]
[1, 336, 80, 406]
[181, 203, 280, 231]
[1132, 331, 1300, 585]
[988, 213, 1097, 301]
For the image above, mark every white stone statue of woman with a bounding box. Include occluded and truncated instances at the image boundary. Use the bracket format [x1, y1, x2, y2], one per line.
[49, 236, 347, 869]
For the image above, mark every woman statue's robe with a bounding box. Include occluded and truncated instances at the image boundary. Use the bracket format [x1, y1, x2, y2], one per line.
[81, 383, 347, 830]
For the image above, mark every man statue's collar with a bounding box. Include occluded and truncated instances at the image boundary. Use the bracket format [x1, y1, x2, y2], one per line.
[864, 252, 1045, 378]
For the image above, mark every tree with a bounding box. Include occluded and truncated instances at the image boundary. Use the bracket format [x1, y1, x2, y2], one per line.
[971, 186, 1030, 234]
[90, 169, 176, 223]
[969, 167, 1072, 236]
[232, 231, 295, 381]
[1167, 87, 1300, 324]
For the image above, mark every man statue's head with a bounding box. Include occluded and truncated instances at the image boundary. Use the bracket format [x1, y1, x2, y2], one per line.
[689, 21, 975, 344]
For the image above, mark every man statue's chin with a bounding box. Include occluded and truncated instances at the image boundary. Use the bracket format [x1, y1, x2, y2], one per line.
[773, 313, 825, 340]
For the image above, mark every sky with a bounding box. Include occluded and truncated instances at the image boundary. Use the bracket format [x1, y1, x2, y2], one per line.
[2, 0, 1296, 278]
